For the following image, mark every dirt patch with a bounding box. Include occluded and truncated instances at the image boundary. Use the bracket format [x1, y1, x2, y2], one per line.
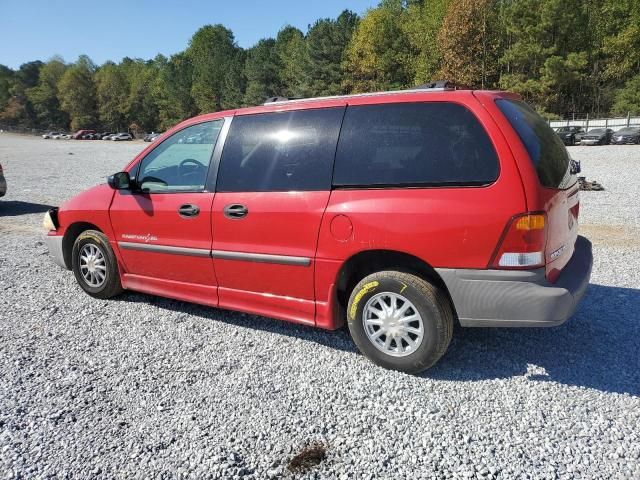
[0, 220, 42, 235]
[287, 442, 328, 474]
[579, 224, 640, 248]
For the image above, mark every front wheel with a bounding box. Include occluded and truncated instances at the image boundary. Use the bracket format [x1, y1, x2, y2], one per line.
[71, 230, 123, 299]
[347, 271, 453, 374]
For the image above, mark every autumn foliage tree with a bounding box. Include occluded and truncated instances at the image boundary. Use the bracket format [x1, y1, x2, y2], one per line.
[438, 0, 500, 89]
[344, 1, 414, 92]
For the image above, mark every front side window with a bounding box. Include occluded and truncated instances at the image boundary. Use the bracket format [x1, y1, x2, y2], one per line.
[333, 102, 499, 187]
[216, 107, 345, 192]
[137, 120, 223, 193]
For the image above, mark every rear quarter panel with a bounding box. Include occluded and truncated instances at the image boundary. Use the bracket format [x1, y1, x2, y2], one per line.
[475, 91, 579, 279]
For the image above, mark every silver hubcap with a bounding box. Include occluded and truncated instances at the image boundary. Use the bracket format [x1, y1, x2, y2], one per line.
[79, 244, 107, 287]
[363, 292, 424, 357]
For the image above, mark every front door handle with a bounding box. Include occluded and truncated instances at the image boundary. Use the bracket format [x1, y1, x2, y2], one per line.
[178, 204, 200, 218]
[223, 203, 248, 219]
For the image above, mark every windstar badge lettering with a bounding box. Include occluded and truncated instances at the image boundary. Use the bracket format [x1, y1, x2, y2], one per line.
[121, 233, 158, 243]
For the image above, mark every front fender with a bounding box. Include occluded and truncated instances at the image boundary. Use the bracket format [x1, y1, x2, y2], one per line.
[57, 184, 116, 238]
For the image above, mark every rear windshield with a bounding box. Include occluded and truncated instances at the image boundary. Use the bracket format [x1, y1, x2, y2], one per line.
[496, 99, 573, 189]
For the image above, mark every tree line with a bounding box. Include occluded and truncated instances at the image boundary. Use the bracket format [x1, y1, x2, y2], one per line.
[1, 0, 639, 134]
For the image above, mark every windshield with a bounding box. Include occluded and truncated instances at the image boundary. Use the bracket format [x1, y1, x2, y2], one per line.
[588, 129, 605, 134]
[617, 128, 639, 134]
[496, 99, 573, 189]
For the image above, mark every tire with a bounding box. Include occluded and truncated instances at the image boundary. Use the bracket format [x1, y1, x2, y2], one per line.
[347, 271, 453, 374]
[71, 230, 123, 299]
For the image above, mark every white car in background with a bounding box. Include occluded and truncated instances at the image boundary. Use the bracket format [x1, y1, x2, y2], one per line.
[42, 131, 61, 139]
[111, 133, 133, 141]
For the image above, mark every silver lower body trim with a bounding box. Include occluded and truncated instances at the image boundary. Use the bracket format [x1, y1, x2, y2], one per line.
[211, 250, 311, 266]
[118, 242, 211, 257]
[117, 242, 311, 266]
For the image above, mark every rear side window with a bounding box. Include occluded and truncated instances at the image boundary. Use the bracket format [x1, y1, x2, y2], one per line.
[496, 99, 572, 189]
[333, 102, 499, 187]
[217, 107, 345, 192]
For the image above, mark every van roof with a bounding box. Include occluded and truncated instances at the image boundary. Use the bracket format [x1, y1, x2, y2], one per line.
[179, 88, 517, 127]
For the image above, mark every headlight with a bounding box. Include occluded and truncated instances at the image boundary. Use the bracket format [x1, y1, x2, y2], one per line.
[42, 211, 56, 232]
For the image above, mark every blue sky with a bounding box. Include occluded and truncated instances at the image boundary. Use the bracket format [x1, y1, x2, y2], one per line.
[0, 0, 378, 69]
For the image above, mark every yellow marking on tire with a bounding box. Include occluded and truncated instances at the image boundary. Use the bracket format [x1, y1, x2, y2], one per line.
[400, 282, 408, 294]
[349, 281, 379, 320]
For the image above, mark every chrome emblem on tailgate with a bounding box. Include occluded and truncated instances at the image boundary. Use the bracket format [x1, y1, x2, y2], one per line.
[550, 245, 566, 260]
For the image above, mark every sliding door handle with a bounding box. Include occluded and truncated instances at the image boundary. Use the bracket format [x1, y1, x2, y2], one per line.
[223, 204, 248, 219]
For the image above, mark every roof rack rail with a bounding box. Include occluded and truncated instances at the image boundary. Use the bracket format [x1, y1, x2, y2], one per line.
[264, 96, 291, 104]
[413, 80, 455, 90]
[264, 96, 305, 105]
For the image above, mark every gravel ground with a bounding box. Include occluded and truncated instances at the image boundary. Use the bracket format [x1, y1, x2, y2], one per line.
[0, 133, 639, 479]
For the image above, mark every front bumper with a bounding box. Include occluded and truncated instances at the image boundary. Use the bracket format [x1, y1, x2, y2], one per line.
[45, 234, 67, 269]
[437, 236, 593, 327]
[580, 139, 600, 145]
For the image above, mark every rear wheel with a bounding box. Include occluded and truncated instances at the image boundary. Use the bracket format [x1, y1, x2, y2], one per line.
[347, 271, 453, 374]
[71, 230, 123, 299]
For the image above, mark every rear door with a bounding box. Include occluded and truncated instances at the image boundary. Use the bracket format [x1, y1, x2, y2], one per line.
[211, 107, 345, 324]
[110, 120, 224, 299]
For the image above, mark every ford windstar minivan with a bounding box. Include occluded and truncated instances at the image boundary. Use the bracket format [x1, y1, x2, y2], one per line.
[43, 83, 592, 373]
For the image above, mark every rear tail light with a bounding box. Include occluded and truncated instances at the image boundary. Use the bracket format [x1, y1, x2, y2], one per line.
[490, 213, 547, 269]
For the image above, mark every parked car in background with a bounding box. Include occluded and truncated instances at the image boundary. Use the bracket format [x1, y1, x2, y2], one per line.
[43, 86, 592, 374]
[0, 162, 6, 198]
[73, 129, 96, 140]
[111, 133, 133, 141]
[611, 127, 640, 145]
[555, 126, 585, 146]
[52, 133, 72, 140]
[42, 131, 61, 139]
[143, 132, 162, 142]
[102, 134, 115, 140]
[580, 128, 613, 145]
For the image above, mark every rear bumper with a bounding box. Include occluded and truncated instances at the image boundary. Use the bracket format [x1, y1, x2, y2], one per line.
[437, 236, 593, 327]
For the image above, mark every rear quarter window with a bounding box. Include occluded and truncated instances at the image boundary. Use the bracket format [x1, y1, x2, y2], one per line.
[333, 102, 499, 187]
[496, 99, 573, 189]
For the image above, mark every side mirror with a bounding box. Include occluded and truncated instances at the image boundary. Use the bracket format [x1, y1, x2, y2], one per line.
[107, 171, 131, 190]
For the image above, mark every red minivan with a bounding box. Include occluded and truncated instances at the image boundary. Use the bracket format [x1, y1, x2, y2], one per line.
[43, 84, 592, 373]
